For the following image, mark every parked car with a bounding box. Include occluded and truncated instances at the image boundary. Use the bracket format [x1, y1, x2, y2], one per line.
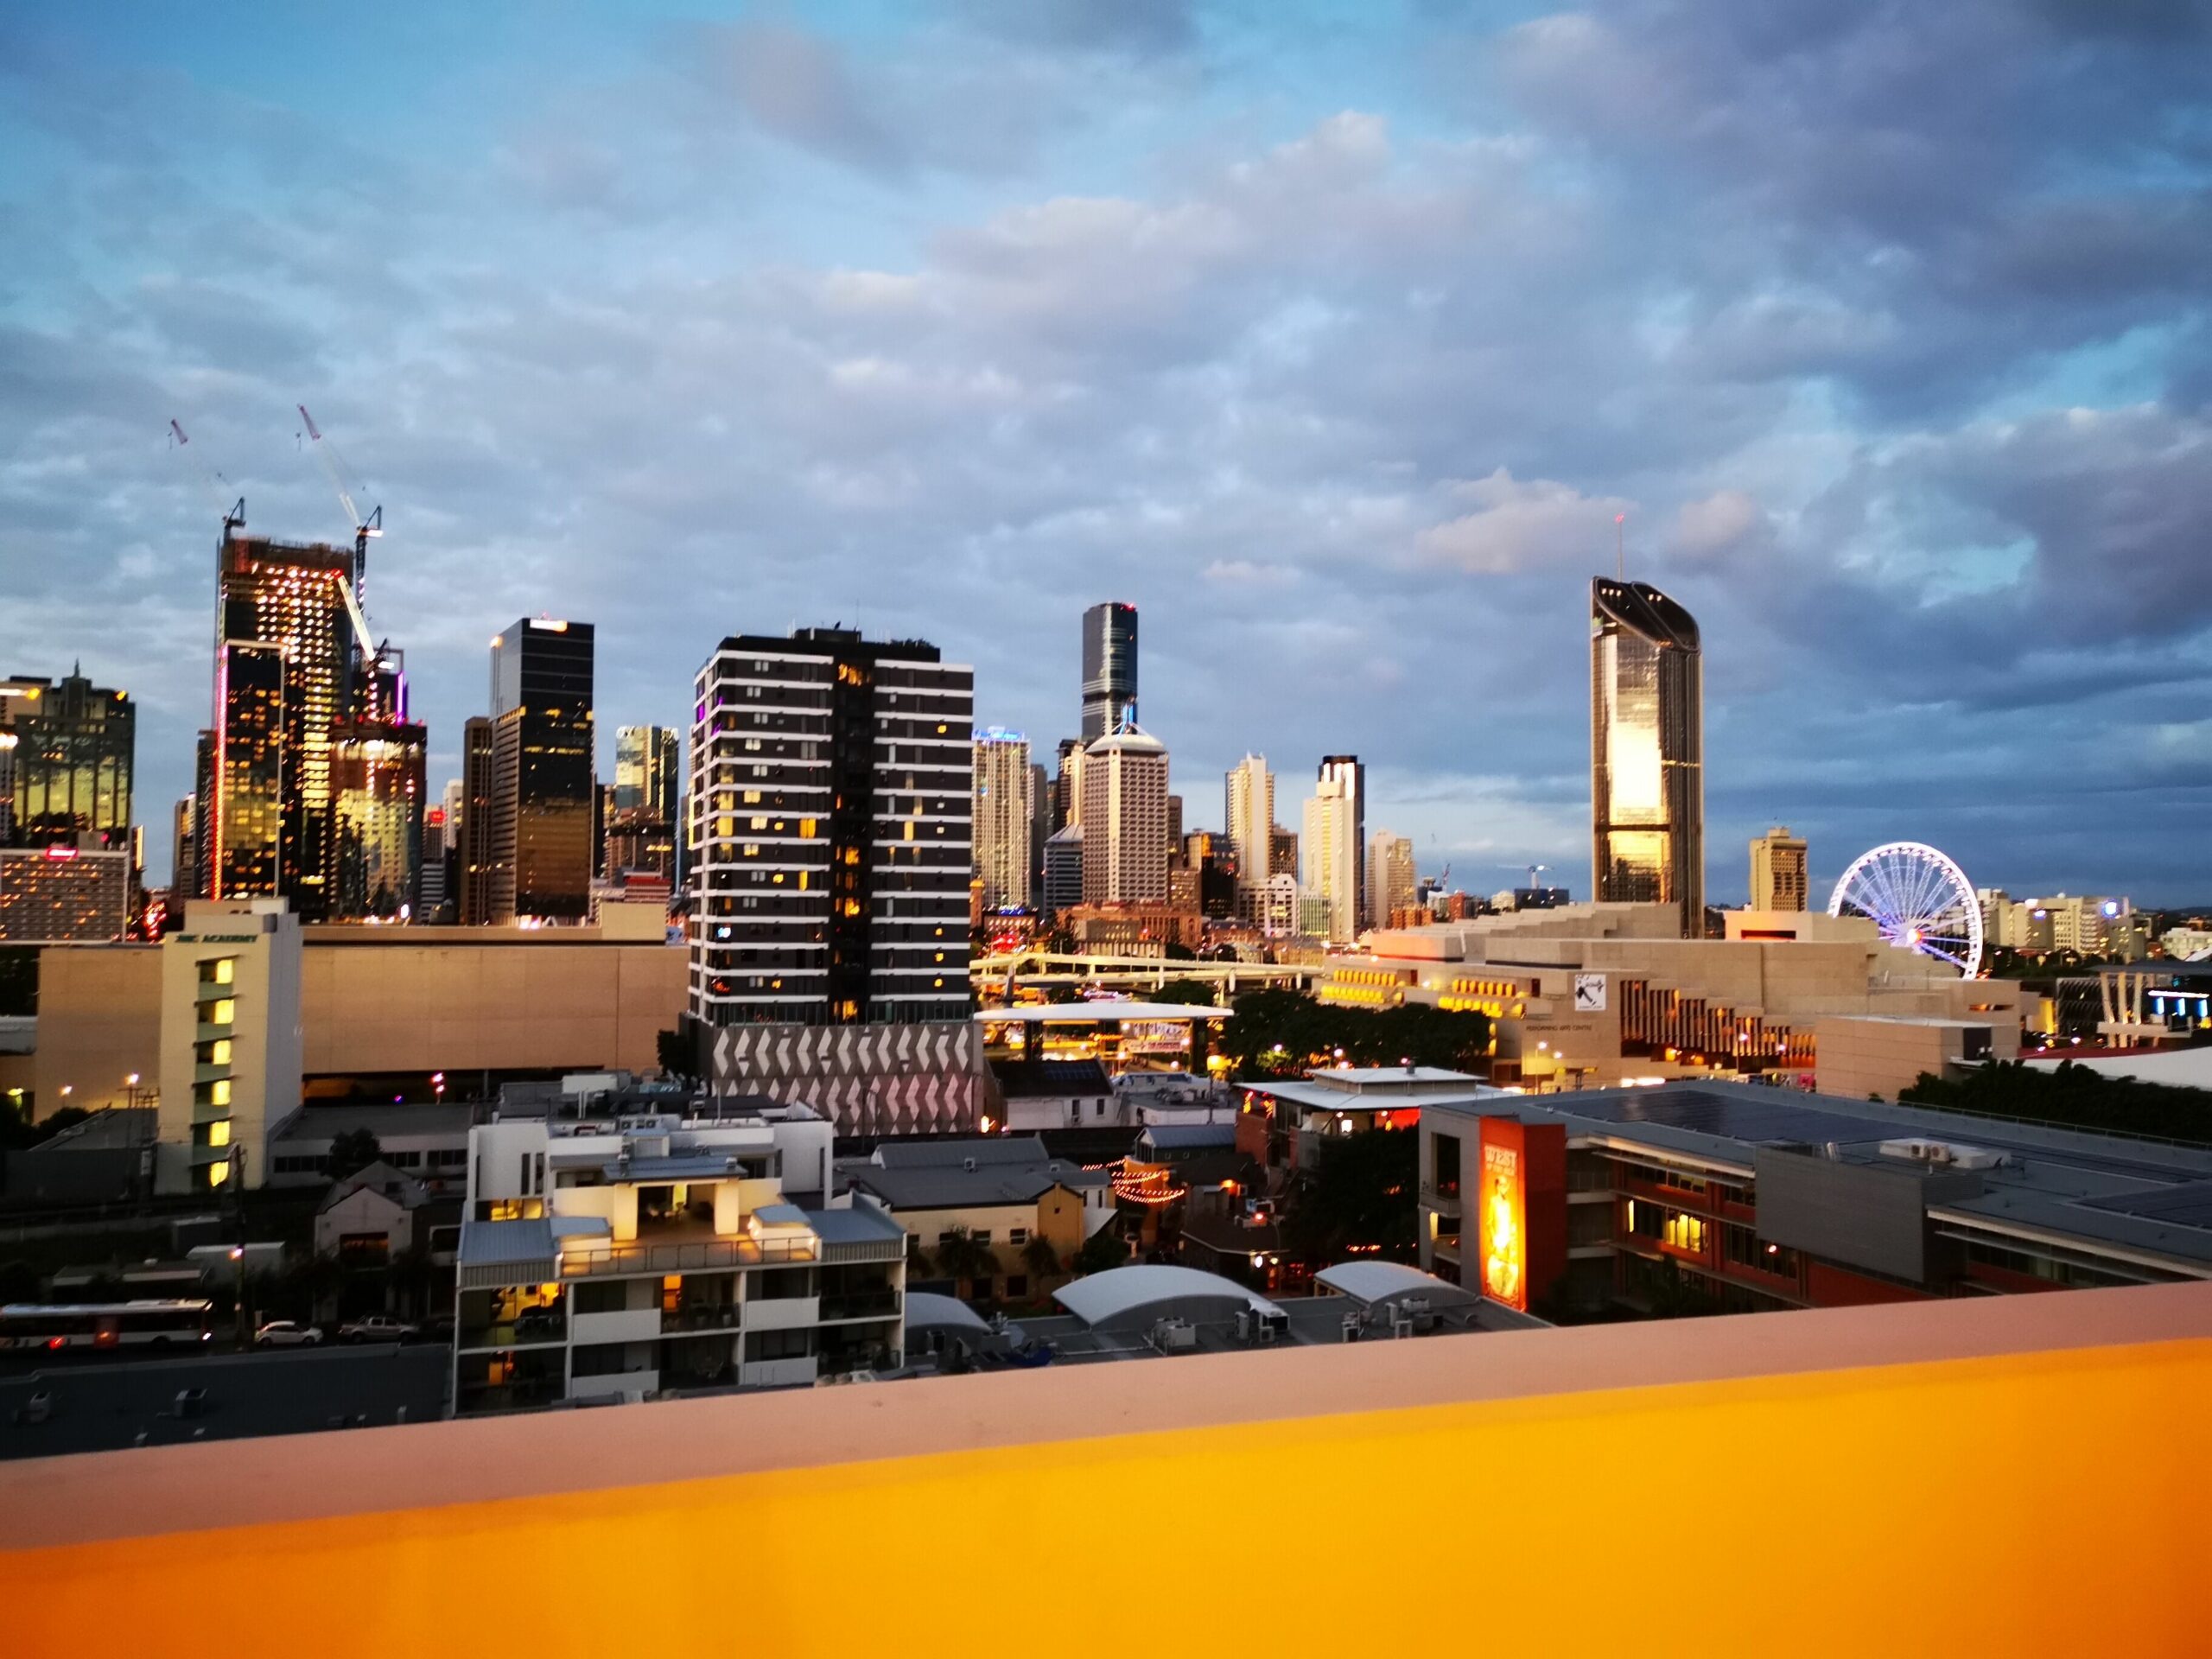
[253, 1320, 323, 1349]
[338, 1314, 419, 1344]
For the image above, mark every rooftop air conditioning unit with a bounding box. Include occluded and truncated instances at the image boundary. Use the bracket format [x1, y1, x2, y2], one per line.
[962, 1157, 976, 1173]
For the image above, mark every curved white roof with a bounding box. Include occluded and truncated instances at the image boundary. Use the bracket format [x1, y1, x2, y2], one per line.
[1052, 1264, 1281, 1328]
[1314, 1260, 1481, 1307]
[903, 1292, 994, 1334]
[1084, 724, 1166, 757]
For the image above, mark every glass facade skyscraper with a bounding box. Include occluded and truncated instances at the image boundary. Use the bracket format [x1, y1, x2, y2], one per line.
[489, 619, 595, 923]
[0, 670, 135, 852]
[1590, 578, 1703, 933]
[1079, 601, 1138, 741]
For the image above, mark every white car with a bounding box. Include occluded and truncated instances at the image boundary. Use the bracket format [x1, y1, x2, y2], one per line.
[338, 1314, 418, 1344]
[254, 1320, 323, 1349]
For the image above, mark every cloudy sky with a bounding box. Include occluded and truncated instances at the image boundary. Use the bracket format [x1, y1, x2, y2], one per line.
[4, 3, 2210, 900]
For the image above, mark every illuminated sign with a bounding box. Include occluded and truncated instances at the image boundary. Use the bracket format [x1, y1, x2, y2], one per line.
[1480, 1139, 1524, 1309]
[42, 845, 78, 861]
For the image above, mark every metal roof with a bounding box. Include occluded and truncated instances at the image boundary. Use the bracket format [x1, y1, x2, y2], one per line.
[874, 1136, 1054, 1169]
[456, 1217, 555, 1267]
[1313, 1261, 1483, 1307]
[903, 1292, 993, 1334]
[842, 1163, 1107, 1211]
[1052, 1264, 1283, 1328]
[1138, 1125, 1236, 1151]
[976, 1002, 1232, 1023]
[804, 1205, 907, 1246]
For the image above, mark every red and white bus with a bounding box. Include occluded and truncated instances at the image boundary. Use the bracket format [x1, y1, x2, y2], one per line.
[0, 1300, 214, 1352]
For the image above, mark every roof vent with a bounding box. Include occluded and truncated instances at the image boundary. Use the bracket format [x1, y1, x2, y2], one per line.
[963, 1157, 976, 1173]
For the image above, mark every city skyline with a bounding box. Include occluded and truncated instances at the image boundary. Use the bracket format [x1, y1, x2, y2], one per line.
[5, 7, 2210, 901]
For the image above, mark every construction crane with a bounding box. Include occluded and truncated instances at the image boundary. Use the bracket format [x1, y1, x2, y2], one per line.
[167, 419, 245, 535]
[296, 404, 382, 573]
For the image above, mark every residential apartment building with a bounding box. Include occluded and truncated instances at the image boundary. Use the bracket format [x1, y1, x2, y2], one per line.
[1302, 773, 1357, 944]
[1224, 754, 1272, 891]
[972, 727, 1033, 911]
[453, 1083, 906, 1412]
[1078, 723, 1169, 906]
[1316, 755, 1364, 929]
[0, 844, 130, 942]
[1367, 830, 1415, 930]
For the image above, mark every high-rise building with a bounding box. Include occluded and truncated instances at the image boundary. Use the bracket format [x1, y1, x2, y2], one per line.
[1317, 755, 1364, 929]
[486, 619, 595, 924]
[1591, 578, 1704, 933]
[327, 647, 426, 922]
[1079, 723, 1169, 906]
[1224, 754, 1273, 889]
[614, 725, 680, 820]
[201, 533, 359, 917]
[1184, 830, 1240, 920]
[1043, 823, 1084, 918]
[457, 718, 501, 925]
[1367, 830, 1416, 926]
[689, 626, 973, 1027]
[170, 798, 194, 900]
[1749, 825, 1808, 912]
[1166, 794, 1185, 866]
[1028, 760, 1050, 899]
[1270, 824, 1299, 881]
[0, 844, 131, 942]
[0, 669, 135, 851]
[419, 802, 449, 919]
[972, 728, 1033, 911]
[1301, 777, 1358, 944]
[1079, 601, 1138, 741]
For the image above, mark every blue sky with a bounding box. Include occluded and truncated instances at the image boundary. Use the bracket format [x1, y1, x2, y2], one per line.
[4, 2, 2211, 899]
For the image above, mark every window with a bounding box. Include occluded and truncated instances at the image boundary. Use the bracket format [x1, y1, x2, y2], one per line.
[571, 1342, 642, 1377]
[574, 1281, 628, 1315]
[1005, 1274, 1028, 1300]
[1008, 1228, 1028, 1245]
[338, 1232, 391, 1268]
[753, 1267, 813, 1300]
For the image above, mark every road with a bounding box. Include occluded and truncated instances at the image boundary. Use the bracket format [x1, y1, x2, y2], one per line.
[0, 1344, 448, 1461]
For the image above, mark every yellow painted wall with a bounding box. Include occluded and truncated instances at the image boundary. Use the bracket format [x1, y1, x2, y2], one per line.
[3, 1312, 2207, 1656]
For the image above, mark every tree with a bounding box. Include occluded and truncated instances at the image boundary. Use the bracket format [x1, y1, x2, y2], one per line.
[1150, 977, 1224, 1007]
[931, 1225, 998, 1301]
[1901, 1058, 2212, 1146]
[1021, 1235, 1063, 1283]
[1072, 1225, 1129, 1276]
[1162, 940, 1196, 961]
[327, 1128, 384, 1182]
[1280, 1128, 1420, 1266]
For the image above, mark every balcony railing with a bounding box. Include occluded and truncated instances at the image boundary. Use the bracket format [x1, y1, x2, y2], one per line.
[821, 1237, 906, 1264]
[454, 1379, 565, 1415]
[662, 1305, 741, 1335]
[820, 1290, 901, 1321]
[1419, 1179, 1462, 1210]
[559, 1235, 818, 1278]
[456, 1315, 567, 1352]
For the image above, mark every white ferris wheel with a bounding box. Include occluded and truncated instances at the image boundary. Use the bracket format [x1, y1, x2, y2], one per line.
[1826, 841, 1983, 977]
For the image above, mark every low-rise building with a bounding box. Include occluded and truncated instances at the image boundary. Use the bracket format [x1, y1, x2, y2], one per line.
[451, 1093, 906, 1413]
[991, 1058, 1116, 1132]
[1416, 1081, 2212, 1318]
[839, 1136, 1116, 1305]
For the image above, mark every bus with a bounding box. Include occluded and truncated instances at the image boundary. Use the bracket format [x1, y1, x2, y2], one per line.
[0, 1300, 215, 1352]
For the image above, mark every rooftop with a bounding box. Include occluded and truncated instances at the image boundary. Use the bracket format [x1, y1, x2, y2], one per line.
[988, 1059, 1112, 1097]
[976, 1002, 1232, 1024]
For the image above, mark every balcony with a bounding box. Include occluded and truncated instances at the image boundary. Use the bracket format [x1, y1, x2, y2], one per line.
[452, 1378, 565, 1414]
[558, 1234, 817, 1278]
[1419, 1179, 1462, 1216]
[661, 1304, 741, 1336]
[10, 1283, 2210, 1653]
[456, 1313, 567, 1352]
[819, 1289, 901, 1322]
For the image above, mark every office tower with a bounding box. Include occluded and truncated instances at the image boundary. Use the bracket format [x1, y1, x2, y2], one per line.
[1043, 823, 1084, 918]
[1185, 830, 1239, 920]
[202, 533, 359, 916]
[689, 626, 973, 1027]
[1591, 578, 1704, 933]
[419, 801, 448, 918]
[1270, 825, 1298, 880]
[1368, 830, 1416, 926]
[170, 798, 194, 899]
[1079, 601, 1138, 741]
[327, 648, 426, 921]
[1028, 761, 1050, 899]
[972, 728, 1033, 911]
[458, 718, 500, 925]
[487, 618, 595, 923]
[1750, 825, 1809, 912]
[1301, 777, 1358, 944]
[1318, 755, 1365, 928]
[0, 669, 135, 850]
[0, 844, 131, 942]
[1079, 722, 1169, 905]
[614, 725, 680, 820]
[1166, 794, 1184, 865]
[1224, 754, 1273, 888]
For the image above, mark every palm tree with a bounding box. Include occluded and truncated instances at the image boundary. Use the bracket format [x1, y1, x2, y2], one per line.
[931, 1226, 997, 1302]
[1021, 1235, 1062, 1286]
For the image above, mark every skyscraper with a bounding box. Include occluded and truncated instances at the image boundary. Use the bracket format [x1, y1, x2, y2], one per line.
[1080, 601, 1139, 741]
[0, 669, 135, 851]
[458, 718, 500, 925]
[689, 626, 973, 1027]
[487, 619, 595, 923]
[201, 532, 358, 917]
[614, 725, 680, 820]
[1224, 753, 1273, 889]
[1079, 722, 1169, 905]
[1590, 578, 1703, 932]
[1301, 776, 1358, 944]
[1317, 754, 1364, 929]
[1367, 830, 1416, 926]
[1750, 825, 1809, 912]
[170, 797, 194, 899]
[972, 728, 1033, 912]
[327, 645, 426, 921]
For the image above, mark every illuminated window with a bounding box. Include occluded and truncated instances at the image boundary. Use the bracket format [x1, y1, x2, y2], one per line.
[207, 1119, 232, 1147]
[207, 999, 237, 1027]
[211, 1039, 233, 1065]
[207, 1159, 230, 1188]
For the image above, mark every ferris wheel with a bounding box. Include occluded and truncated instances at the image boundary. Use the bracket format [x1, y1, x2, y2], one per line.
[1826, 841, 1983, 976]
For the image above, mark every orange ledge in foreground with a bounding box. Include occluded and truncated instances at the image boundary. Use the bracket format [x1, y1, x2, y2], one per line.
[3, 1281, 2209, 1657]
